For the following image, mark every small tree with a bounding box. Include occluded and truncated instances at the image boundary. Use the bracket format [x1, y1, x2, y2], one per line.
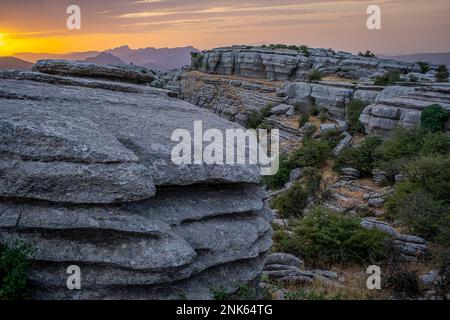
[307, 69, 322, 82]
[420, 104, 450, 132]
[416, 61, 430, 74]
[435, 65, 449, 82]
[358, 50, 376, 58]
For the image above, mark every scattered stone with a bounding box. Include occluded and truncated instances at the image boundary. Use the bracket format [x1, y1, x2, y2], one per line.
[333, 132, 352, 156]
[419, 270, 440, 287]
[320, 123, 338, 133]
[395, 174, 407, 183]
[372, 169, 388, 185]
[265, 253, 304, 268]
[271, 104, 293, 115]
[368, 198, 385, 207]
[341, 168, 360, 180]
[289, 168, 304, 182]
[337, 120, 348, 131]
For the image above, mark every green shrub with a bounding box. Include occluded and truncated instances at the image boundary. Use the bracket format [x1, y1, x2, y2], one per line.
[289, 139, 331, 168]
[386, 188, 449, 243]
[302, 167, 323, 199]
[420, 131, 450, 156]
[298, 112, 310, 128]
[190, 52, 204, 69]
[287, 207, 391, 266]
[310, 105, 320, 116]
[420, 104, 450, 132]
[307, 69, 323, 82]
[335, 136, 382, 175]
[435, 65, 449, 82]
[303, 124, 318, 140]
[405, 156, 450, 202]
[374, 128, 450, 180]
[346, 99, 367, 133]
[374, 71, 401, 86]
[247, 105, 273, 129]
[272, 182, 309, 218]
[263, 155, 293, 190]
[416, 61, 430, 74]
[0, 242, 32, 300]
[375, 128, 426, 163]
[319, 110, 328, 123]
[299, 45, 311, 57]
[358, 50, 376, 58]
[320, 128, 342, 149]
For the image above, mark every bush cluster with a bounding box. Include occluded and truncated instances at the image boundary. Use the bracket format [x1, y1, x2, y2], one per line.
[374, 71, 402, 86]
[335, 136, 382, 175]
[345, 99, 367, 133]
[274, 207, 391, 266]
[420, 104, 450, 132]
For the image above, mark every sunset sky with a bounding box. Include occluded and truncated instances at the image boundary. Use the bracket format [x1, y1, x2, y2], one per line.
[0, 0, 449, 57]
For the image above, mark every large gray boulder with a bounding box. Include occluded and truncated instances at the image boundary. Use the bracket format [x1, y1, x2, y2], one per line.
[33, 60, 154, 84]
[0, 69, 273, 300]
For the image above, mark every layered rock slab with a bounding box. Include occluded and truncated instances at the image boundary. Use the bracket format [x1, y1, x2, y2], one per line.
[0, 69, 272, 299]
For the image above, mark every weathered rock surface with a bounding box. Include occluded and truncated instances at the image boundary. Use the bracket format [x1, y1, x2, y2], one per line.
[361, 219, 427, 260]
[361, 84, 450, 136]
[194, 46, 419, 82]
[33, 60, 154, 84]
[0, 68, 273, 299]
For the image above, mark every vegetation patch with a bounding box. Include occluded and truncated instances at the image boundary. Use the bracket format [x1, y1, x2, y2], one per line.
[275, 207, 391, 266]
[0, 242, 32, 300]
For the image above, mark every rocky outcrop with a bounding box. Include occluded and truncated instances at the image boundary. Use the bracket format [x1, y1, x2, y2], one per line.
[360, 84, 450, 136]
[180, 72, 284, 121]
[194, 46, 419, 81]
[361, 220, 427, 261]
[0, 69, 273, 299]
[33, 60, 154, 84]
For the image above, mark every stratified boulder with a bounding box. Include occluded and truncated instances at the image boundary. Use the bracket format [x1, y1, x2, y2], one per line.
[360, 84, 450, 136]
[0, 69, 272, 300]
[33, 60, 154, 84]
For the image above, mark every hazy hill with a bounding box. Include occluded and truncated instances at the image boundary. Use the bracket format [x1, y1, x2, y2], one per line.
[14, 45, 199, 71]
[104, 45, 199, 71]
[0, 56, 33, 70]
[14, 51, 99, 63]
[84, 52, 126, 65]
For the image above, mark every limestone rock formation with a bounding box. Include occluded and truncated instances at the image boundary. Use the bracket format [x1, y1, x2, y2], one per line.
[0, 66, 273, 299]
[193, 46, 419, 81]
[360, 84, 450, 136]
[33, 60, 154, 84]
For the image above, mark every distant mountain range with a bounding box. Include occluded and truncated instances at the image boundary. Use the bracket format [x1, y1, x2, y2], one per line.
[0, 56, 33, 70]
[379, 52, 450, 68]
[13, 45, 200, 71]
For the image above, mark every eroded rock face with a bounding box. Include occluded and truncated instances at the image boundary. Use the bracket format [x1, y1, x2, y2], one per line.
[194, 46, 419, 81]
[360, 84, 450, 136]
[33, 60, 154, 84]
[0, 68, 272, 299]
